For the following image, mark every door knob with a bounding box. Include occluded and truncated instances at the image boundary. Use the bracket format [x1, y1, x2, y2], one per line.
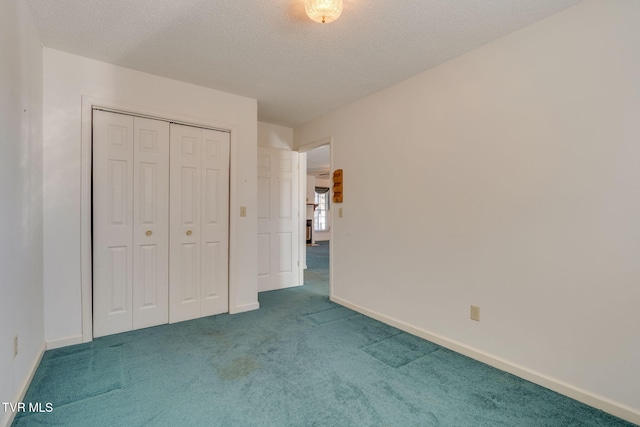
[145, 230, 152, 236]
[186, 230, 192, 236]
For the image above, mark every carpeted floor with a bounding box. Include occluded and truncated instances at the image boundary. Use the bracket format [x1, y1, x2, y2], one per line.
[13, 241, 635, 426]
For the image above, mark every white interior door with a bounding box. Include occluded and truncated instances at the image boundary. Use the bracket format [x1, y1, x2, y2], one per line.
[132, 117, 170, 330]
[93, 111, 134, 337]
[257, 147, 300, 292]
[93, 111, 170, 337]
[170, 124, 230, 322]
[200, 128, 230, 316]
[170, 125, 202, 322]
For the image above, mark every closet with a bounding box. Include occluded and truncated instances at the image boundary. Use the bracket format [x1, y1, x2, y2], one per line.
[92, 110, 230, 338]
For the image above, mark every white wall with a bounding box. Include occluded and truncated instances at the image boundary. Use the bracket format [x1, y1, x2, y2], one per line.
[258, 121, 294, 150]
[295, 0, 640, 422]
[306, 175, 316, 207]
[42, 49, 258, 346]
[0, 1, 44, 425]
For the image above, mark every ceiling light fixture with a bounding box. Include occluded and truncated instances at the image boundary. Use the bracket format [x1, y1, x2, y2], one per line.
[305, 0, 343, 24]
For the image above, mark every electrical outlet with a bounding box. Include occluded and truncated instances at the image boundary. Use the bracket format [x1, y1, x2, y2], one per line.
[339, 208, 343, 218]
[13, 335, 18, 358]
[239, 206, 247, 217]
[470, 305, 480, 322]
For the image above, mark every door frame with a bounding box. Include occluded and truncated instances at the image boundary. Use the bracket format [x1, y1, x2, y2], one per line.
[80, 96, 239, 342]
[297, 137, 333, 297]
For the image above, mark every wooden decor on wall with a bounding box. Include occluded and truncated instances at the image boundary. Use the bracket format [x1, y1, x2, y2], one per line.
[332, 169, 343, 203]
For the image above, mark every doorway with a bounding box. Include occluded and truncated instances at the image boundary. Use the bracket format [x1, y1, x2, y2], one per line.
[298, 139, 332, 297]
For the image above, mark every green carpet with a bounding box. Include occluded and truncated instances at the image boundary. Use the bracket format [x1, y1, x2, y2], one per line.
[13, 241, 635, 426]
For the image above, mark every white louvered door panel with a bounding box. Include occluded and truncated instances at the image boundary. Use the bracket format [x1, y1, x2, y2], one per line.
[200, 128, 230, 317]
[93, 111, 135, 337]
[132, 117, 170, 329]
[257, 147, 300, 292]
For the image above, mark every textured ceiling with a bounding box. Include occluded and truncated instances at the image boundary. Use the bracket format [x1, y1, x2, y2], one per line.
[27, 0, 584, 128]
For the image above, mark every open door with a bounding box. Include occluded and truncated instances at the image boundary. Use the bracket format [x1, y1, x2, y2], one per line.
[257, 147, 300, 291]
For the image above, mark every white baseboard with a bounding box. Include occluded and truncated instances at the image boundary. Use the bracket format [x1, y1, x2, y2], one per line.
[258, 283, 303, 293]
[331, 296, 640, 426]
[46, 334, 83, 350]
[230, 301, 260, 314]
[1, 343, 46, 427]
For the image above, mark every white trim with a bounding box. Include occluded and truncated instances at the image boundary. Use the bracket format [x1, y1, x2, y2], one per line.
[81, 96, 242, 344]
[1, 343, 46, 427]
[80, 97, 93, 343]
[227, 123, 241, 315]
[331, 295, 640, 426]
[92, 107, 231, 133]
[297, 137, 332, 153]
[298, 153, 308, 278]
[83, 97, 238, 132]
[327, 138, 334, 298]
[46, 334, 83, 350]
[229, 302, 260, 314]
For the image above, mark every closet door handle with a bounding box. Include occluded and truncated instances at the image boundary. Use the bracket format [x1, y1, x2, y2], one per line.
[145, 230, 152, 236]
[186, 230, 192, 236]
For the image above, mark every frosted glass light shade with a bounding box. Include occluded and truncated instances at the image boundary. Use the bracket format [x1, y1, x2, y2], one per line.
[305, 0, 343, 24]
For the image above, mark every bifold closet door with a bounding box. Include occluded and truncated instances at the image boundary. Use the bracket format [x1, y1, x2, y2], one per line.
[93, 111, 169, 337]
[169, 124, 230, 323]
[132, 117, 170, 330]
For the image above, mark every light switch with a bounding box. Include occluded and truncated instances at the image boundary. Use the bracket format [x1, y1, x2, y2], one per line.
[240, 206, 247, 217]
[339, 208, 343, 218]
